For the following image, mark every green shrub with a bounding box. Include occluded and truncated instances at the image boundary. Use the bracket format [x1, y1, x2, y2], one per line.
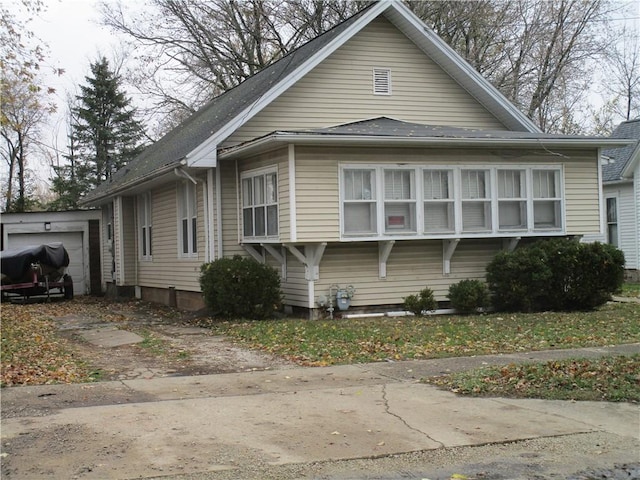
[199, 255, 282, 319]
[448, 279, 489, 314]
[403, 287, 437, 315]
[486, 239, 625, 312]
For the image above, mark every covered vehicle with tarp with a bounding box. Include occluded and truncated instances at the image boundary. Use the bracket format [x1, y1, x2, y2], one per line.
[1, 243, 73, 300]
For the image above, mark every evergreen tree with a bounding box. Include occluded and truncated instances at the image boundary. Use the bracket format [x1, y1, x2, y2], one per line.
[74, 57, 144, 187]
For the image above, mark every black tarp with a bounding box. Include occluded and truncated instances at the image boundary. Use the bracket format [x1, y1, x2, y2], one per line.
[1, 243, 70, 282]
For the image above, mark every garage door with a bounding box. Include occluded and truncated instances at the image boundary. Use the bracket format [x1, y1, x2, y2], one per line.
[6, 232, 87, 295]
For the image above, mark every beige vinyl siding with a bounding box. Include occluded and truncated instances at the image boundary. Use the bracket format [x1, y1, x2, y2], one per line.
[563, 151, 600, 235]
[121, 196, 136, 284]
[137, 180, 206, 292]
[314, 239, 500, 306]
[101, 206, 112, 285]
[220, 160, 244, 257]
[225, 17, 505, 147]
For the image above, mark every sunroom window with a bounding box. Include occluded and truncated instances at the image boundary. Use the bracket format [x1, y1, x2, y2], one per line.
[340, 165, 563, 239]
[242, 168, 278, 240]
[533, 169, 562, 229]
[498, 169, 527, 230]
[343, 168, 377, 235]
[461, 169, 491, 232]
[384, 169, 416, 233]
[423, 169, 454, 233]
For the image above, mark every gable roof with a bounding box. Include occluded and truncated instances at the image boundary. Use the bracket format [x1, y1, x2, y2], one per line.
[81, 0, 549, 205]
[602, 118, 640, 182]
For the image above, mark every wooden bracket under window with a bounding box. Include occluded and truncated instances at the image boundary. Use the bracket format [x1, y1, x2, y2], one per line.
[443, 239, 460, 275]
[502, 237, 521, 252]
[262, 244, 287, 280]
[286, 243, 326, 281]
[242, 244, 265, 263]
[378, 241, 395, 279]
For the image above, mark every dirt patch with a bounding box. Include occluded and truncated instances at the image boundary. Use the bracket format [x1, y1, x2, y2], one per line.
[50, 302, 295, 381]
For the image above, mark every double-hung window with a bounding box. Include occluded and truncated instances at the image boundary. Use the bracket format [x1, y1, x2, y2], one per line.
[423, 169, 454, 233]
[343, 168, 377, 235]
[242, 168, 278, 240]
[605, 197, 618, 246]
[138, 192, 152, 260]
[340, 165, 563, 239]
[178, 181, 198, 257]
[532, 169, 562, 229]
[497, 170, 527, 230]
[461, 169, 491, 232]
[384, 169, 416, 233]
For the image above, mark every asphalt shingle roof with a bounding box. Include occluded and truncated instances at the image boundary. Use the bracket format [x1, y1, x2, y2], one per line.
[278, 117, 590, 140]
[602, 118, 640, 182]
[82, 4, 374, 203]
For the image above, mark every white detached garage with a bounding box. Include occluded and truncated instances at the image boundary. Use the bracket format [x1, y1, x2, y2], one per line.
[1, 210, 102, 295]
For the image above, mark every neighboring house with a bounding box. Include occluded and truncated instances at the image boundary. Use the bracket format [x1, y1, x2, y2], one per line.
[1, 210, 102, 295]
[600, 119, 640, 280]
[82, 0, 631, 314]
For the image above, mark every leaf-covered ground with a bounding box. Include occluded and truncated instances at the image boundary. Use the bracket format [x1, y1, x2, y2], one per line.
[1, 302, 97, 386]
[425, 355, 640, 402]
[209, 302, 640, 366]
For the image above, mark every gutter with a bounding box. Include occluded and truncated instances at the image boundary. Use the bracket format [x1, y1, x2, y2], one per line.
[219, 133, 635, 160]
[80, 161, 183, 207]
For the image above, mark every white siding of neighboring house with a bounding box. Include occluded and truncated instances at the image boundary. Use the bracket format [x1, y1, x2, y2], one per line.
[603, 181, 639, 270]
[224, 17, 506, 148]
[634, 163, 640, 270]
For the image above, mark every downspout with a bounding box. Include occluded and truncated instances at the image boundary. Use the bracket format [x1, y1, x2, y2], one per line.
[216, 167, 223, 259]
[207, 169, 215, 262]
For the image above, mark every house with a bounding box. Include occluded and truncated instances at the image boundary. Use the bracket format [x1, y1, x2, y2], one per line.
[600, 119, 640, 280]
[1, 210, 102, 295]
[81, 0, 632, 314]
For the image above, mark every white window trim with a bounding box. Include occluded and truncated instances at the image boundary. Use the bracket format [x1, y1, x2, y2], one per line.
[339, 164, 565, 241]
[177, 181, 198, 259]
[138, 192, 152, 261]
[605, 194, 619, 246]
[240, 166, 279, 242]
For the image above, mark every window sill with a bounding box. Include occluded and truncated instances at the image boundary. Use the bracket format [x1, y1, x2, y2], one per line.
[340, 231, 566, 242]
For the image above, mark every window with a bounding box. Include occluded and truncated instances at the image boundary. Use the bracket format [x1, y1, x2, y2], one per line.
[242, 168, 278, 240]
[138, 193, 152, 260]
[384, 169, 416, 233]
[178, 181, 197, 256]
[461, 169, 491, 232]
[424, 169, 454, 233]
[606, 197, 618, 246]
[343, 168, 377, 235]
[373, 68, 391, 95]
[497, 170, 527, 230]
[340, 165, 563, 239]
[533, 169, 562, 229]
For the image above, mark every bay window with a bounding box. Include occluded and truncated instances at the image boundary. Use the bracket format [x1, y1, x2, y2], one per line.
[340, 165, 563, 239]
[242, 168, 278, 240]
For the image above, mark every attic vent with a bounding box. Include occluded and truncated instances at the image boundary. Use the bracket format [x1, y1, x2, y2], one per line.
[373, 68, 391, 95]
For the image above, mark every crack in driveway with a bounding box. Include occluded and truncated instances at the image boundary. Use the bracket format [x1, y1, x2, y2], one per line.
[381, 384, 445, 448]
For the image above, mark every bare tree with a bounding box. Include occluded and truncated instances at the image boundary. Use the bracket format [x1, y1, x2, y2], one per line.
[603, 27, 640, 122]
[100, 0, 362, 134]
[0, 0, 57, 212]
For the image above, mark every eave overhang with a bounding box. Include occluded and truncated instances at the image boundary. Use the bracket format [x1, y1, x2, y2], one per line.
[218, 132, 635, 161]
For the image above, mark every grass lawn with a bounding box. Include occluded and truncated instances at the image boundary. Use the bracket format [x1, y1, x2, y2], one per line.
[209, 301, 640, 366]
[425, 354, 640, 402]
[621, 282, 640, 298]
